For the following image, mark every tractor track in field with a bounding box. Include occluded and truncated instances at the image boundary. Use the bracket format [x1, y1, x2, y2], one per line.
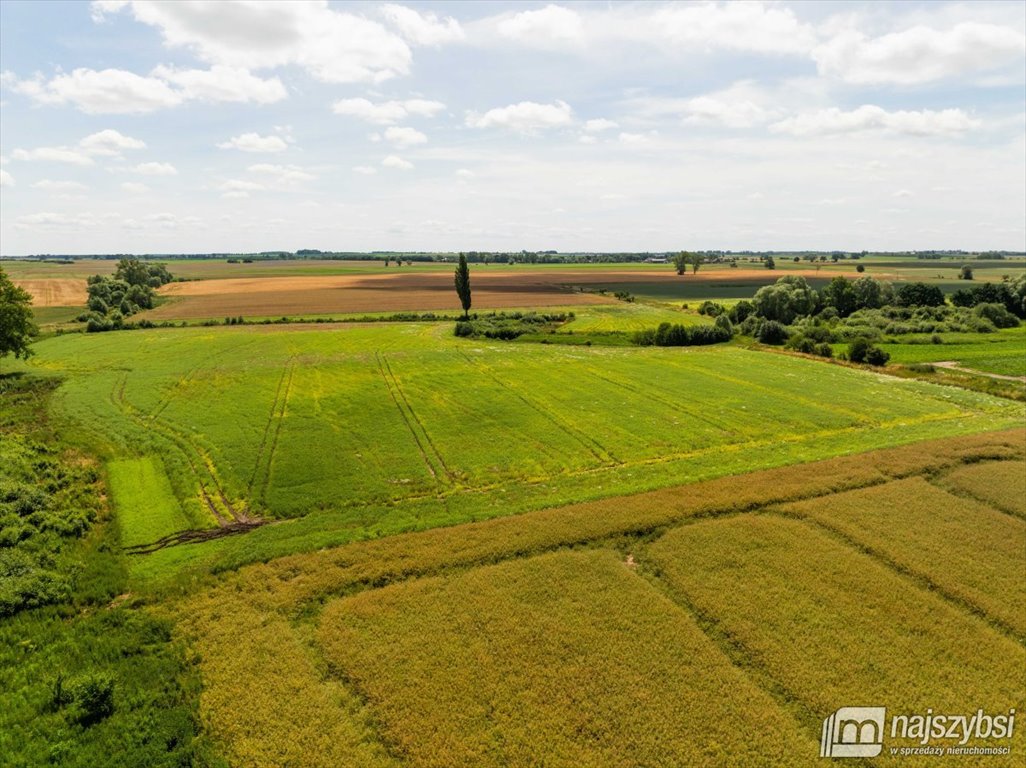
[456, 348, 621, 466]
[123, 520, 268, 555]
[249, 356, 297, 503]
[110, 373, 253, 529]
[376, 352, 455, 485]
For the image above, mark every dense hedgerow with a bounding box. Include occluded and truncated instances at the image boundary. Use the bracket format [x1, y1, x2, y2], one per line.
[631, 321, 732, 346]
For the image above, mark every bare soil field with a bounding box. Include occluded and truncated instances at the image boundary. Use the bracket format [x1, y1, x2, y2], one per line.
[143, 267, 864, 319]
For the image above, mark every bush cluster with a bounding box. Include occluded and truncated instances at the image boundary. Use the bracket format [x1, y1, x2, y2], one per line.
[84, 259, 174, 332]
[632, 322, 733, 347]
[453, 311, 572, 340]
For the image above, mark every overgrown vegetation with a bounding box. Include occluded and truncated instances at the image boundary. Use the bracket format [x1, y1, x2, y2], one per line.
[454, 311, 573, 339]
[0, 374, 208, 766]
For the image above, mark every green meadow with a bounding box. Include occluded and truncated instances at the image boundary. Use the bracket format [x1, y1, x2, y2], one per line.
[11, 319, 1022, 586]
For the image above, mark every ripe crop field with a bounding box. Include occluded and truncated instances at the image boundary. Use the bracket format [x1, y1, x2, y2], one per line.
[776, 475, 1026, 637]
[318, 550, 819, 768]
[18, 323, 1023, 584]
[940, 459, 1026, 517]
[173, 432, 1026, 767]
[646, 516, 1026, 766]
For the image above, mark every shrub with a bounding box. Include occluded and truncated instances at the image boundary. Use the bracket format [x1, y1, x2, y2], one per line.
[848, 338, 890, 366]
[974, 303, 1019, 329]
[697, 301, 725, 317]
[636, 323, 732, 347]
[68, 672, 116, 725]
[756, 320, 789, 345]
[931, 334, 943, 344]
[896, 282, 945, 308]
[856, 264, 865, 273]
[713, 314, 734, 335]
[814, 343, 833, 358]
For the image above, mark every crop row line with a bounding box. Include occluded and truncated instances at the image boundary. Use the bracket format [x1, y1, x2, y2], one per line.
[456, 348, 620, 466]
[249, 356, 297, 504]
[375, 352, 452, 486]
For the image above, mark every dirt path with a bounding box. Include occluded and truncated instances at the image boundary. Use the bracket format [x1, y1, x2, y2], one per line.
[932, 361, 1026, 383]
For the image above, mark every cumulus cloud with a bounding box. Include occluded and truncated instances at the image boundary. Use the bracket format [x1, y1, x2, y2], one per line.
[466, 100, 573, 133]
[814, 22, 1026, 85]
[618, 132, 649, 146]
[79, 128, 147, 155]
[771, 105, 981, 136]
[14, 211, 99, 230]
[383, 126, 427, 148]
[132, 161, 178, 175]
[219, 179, 266, 198]
[218, 132, 289, 152]
[3, 65, 284, 113]
[332, 97, 445, 124]
[584, 118, 618, 132]
[0, 169, 14, 187]
[150, 64, 286, 103]
[382, 155, 414, 170]
[12, 146, 95, 165]
[121, 181, 150, 193]
[380, 4, 464, 46]
[498, 5, 584, 46]
[247, 163, 315, 183]
[92, 0, 412, 84]
[31, 180, 89, 192]
[679, 81, 779, 128]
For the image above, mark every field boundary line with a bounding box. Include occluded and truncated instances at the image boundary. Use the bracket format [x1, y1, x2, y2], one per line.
[768, 509, 1025, 647]
[926, 467, 1026, 522]
[375, 352, 450, 485]
[456, 348, 620, 465]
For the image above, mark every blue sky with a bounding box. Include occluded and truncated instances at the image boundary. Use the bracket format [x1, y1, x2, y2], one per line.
[1, 0, 1024, 254]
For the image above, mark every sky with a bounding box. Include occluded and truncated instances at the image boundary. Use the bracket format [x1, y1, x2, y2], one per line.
[1, 1, 1024, 255]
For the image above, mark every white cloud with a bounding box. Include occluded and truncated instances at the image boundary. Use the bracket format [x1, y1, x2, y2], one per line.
[92, 0, 412, 84]
[79, 128, 147, 155]
[0, 169, 14, 187]
[618, 132, 649, 145]
[14, 212, 98, 230]
[455, 168, 475, 178]
[121, 181, 150, 193]
[498, 5, 584, 46]
[132, 161, 178, 175]
[384, 126, 427, 148]
[353, 165, 377, 175]
[466, 100, 573, 133]
[648, 2, 816, 55]
[578, 135, 597, 145]
[3, 65, 283, 113]
[332, 97, 445, 124]
[892, 189, 914, 198]
[247, 163, 315, 183]
[814, 22, 1026, 85]
[382, 155, 414, 170]
[6, 68, 183, 113]
[584, 118, 618, 132]
[219, 179, 266, 198]
[771, 105, 981, 137]
[12, 147, 95, 165]
[150, 64, 286, 104]
[679, 81, 779, 128]
[218, 132, 289, 153]
[381, 4, 464, 46]
[31, 180, 89, 192]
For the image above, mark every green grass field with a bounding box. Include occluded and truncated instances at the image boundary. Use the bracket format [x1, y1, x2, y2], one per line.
[879, 327, 1026, 377]
[13, 321, 1022, 585]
